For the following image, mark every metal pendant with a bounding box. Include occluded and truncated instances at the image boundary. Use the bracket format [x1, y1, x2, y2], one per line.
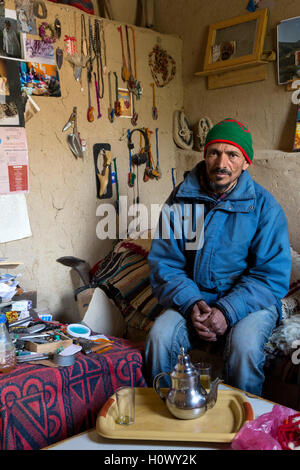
[56, 47, 63, 69]
[55, 18, 61, 39]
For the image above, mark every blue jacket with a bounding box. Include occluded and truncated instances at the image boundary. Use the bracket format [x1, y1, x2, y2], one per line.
[148, 161, 291, 326]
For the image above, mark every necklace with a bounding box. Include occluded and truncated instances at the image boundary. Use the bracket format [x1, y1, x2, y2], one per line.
[108, 71, 115, 122]
[93, 20, 104, 99]
[117, 25, 130, 82]
[113, 72, 121, 116]
[87, 18, 94, 122]
[148, 43, 176, 87]
[100, 20, 107, 75]
[129, 26, 142, 99]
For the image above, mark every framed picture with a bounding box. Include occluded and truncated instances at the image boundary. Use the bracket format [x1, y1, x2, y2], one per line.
[293, 105, 300, 151]
[0, 58, 24, 127]
[18, 61, 61, 97]
[277, 16, 300, 85]
[118, 88, 132, 118]
[202, 8, 269, 72]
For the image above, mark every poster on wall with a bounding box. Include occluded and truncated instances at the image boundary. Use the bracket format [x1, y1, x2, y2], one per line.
[293, 105, 300, 151]
[277, 16, 300, 85]
[14, 0, 37, 34]
[22, 37, 55, 65]
[0, 126, 29, 194]
[19, 61, 61, 97]
[0, 57, 24, 127]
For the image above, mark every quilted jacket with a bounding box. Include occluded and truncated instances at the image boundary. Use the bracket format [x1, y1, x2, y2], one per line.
[148, 161, 292, 326]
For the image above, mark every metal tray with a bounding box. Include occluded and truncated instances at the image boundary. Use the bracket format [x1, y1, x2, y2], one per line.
[96, 387, 254, 443]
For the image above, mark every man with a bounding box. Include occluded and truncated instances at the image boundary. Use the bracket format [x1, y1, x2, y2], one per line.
[146, 118, 291, 396]
[3, 20, 21, 58]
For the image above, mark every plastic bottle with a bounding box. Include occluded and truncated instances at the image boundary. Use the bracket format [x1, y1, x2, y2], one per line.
[0, 313, 16, 374]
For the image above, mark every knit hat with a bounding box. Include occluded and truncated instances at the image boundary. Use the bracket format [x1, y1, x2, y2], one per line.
[204, 118, 254, 164]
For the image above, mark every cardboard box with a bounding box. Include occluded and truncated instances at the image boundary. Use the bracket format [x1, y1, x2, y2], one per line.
[25, 331, 73, 353]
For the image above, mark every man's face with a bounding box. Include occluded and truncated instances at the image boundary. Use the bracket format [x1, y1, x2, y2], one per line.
[205, 142, 249, 193]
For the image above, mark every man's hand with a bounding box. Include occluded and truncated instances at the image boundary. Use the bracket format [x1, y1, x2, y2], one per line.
[202, 307, 228, 336]
[190, 300, 217, 342]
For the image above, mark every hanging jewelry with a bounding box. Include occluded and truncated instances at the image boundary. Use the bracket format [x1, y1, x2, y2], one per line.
[125, 25, 135, 91]
[131, 94, 138, 126]
[87, 18, 94, 122]
[56, 47, 63, 69]
[150, 82, 158, 120]
[113, 72, 121, 116]
[129, 26, 142, 99]
[33, 0, 48, 19]
[148, 43, 176, 87]
[66, 14, 89, 82]
[54, 18, 61, 39]
[93, 20, 104, 99]
[117, 25, 130, 82]
[108, 71, 115, 122]
[39, 22, 56, 44]
[154, 127, 162, 179]
[94, 72, 102, 118]
[100, 20, 107, 75]
[127, 129, 136, 188]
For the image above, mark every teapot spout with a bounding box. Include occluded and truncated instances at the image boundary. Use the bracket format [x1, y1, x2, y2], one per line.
[206, 377, 222, 409]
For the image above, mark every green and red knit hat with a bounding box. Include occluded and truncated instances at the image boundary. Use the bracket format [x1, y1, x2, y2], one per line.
[204, 118, 254, 165]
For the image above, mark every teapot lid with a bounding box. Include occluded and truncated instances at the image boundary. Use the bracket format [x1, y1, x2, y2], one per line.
[172, 347, 197, 378]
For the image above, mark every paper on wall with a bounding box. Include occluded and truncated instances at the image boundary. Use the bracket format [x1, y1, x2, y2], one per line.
[0, 127, 29, 194]
[0, 192, 32, 243]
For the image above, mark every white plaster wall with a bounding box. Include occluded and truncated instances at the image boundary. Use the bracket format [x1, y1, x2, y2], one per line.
[155, 0, 300, 252]
[0, 0, 183, 321]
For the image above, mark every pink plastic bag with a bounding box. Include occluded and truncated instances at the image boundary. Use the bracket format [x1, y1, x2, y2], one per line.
[231, 404, 297, 450]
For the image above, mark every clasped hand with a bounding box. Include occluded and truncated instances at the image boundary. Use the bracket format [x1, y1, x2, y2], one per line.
[190, 300, 227, 342]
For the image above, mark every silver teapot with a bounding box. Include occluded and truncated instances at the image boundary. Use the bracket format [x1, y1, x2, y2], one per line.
[153, 347, 221, 420]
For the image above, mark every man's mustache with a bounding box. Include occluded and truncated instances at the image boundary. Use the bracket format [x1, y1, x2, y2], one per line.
[212, 168, 232, 176]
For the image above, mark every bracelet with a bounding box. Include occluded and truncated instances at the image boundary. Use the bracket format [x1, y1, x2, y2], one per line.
[33, 0, 48, 19]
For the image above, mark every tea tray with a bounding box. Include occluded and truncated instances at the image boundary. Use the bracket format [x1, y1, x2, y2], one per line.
[96, 387, 254, 443]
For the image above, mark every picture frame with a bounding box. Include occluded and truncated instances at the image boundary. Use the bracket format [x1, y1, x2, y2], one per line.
[202, 8, 269, 73]
[293, 105, 300, 152]
[277, 16, 300, 85]
[118, 88, 132, 118]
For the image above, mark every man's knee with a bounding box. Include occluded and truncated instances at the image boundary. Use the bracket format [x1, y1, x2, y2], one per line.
[147, 308, 185, 345]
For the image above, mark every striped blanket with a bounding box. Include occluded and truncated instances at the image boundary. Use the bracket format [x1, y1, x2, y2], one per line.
[92, 242, 165, 332]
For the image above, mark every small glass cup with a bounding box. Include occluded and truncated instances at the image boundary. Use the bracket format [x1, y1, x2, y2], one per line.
[115, 386, 135, 425]
[194, 362, 212, 391]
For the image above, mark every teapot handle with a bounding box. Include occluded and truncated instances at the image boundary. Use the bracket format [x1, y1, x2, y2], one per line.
[153, 372, 170, 402]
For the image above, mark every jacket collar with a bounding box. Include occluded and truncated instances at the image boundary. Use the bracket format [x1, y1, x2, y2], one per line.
[176, 161, 256, 211]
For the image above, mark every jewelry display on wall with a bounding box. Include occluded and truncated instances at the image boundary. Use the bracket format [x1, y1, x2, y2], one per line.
[117, 25, 130, 82]
[149, 42, 176, 87]
[107, 71, 115, 122]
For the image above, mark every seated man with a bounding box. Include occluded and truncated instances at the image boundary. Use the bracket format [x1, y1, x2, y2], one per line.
[146, 118, 292, 396]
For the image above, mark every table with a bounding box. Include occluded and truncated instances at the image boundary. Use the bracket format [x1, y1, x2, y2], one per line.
[43, 384, 282, 451]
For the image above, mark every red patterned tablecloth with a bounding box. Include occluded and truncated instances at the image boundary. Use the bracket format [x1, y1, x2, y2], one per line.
[0, 337, 146, 450]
